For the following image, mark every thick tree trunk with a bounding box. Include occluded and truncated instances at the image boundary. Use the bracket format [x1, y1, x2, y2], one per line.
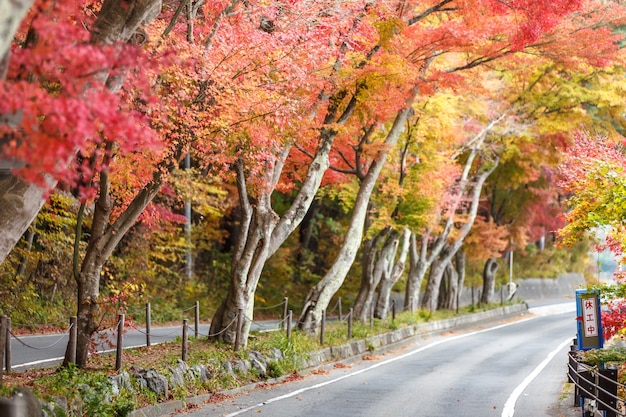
[0, 0, 33, 59]
[299, 95, 416, 334]
[211, 127, 337, 346]
[454, 249, 466, 309]
[440, 260, 457, 310]
[352, 227, 392, 322]
[375, 228, 410, 319]
[0, 175, 47, 265]
[422, 256, 448, 312]
[404, 234, 429, 311]
[480, 257, 498, 304]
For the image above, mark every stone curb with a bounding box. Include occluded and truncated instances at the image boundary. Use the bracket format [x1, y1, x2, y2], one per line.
[130, 303, 528, 417]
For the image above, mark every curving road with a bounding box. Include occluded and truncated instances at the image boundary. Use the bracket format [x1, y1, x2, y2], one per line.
[181, 302, 577, 417]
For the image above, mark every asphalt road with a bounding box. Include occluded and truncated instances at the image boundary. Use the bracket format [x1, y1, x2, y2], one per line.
[180, 302, 578, 417]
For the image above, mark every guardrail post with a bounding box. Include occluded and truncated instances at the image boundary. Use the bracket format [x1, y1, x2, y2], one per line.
[115, 314, 125, 371]
[0, 316, 6, 384]
[370, 305, 374, 329]
[348, 308, 353, 339]
[146, 303, 151, 347]
[391, 299, 396, 322]
[500, 286, 504, 306]
[194, 301, 200, 338]
[182, 319, 188, 362]
[320, 310, 326, 345]
[4, 317, 10, 374]
[282, 298, 288, 330]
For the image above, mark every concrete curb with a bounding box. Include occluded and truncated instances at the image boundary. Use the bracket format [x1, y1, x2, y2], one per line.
[130, 303, 528, 417]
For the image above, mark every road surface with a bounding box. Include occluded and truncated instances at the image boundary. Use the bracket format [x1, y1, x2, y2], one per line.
[180, 302, 577, 417]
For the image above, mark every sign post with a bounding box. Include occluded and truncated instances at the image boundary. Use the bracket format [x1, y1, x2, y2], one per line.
[576, 289, 603, 350]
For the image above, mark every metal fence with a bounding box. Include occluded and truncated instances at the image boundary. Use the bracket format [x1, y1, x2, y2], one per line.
[568, 341, 625, 417]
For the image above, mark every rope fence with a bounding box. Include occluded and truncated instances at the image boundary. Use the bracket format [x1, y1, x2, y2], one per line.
[0, 293, 441, 381]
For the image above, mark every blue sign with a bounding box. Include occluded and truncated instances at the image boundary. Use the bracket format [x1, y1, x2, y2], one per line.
[576, 289, 603, 350]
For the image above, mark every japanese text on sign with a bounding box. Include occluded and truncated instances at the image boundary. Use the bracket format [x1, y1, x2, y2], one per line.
[583, 298, 599, 337]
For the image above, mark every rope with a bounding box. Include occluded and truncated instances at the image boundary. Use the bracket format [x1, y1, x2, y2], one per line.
[327, 299, 339, 315]
[254, 300, 286, 311]
[9, 323, 73, 350]
[206, 314, 238, 338]
[181, 304, 197, 313]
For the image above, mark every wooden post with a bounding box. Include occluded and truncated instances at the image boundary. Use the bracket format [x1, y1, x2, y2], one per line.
[146, 303, 151, 347]
[370, 305, 374, 329]
[182, 319, 188, 362]
[234, 309, 244, 351]
[391, 299, 396, 322]
[194, 301, 200, 338]
[320, 310, 326, 345]
[500, 286, 504, 306]
[282, 298, 288, 330]
[348, 308, 353, 339]
[4, 317, 10, 374]
[286, 310, 292, 341]
[115, 314, 125, 371]
[0, 316, 7, 384]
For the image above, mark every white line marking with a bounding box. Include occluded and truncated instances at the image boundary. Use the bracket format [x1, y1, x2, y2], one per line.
[223, 316, 540, 417]
[501, 337, 572, 417]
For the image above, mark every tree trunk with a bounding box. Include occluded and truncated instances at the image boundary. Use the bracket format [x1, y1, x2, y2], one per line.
[422, 256, 448, 312]
[480, 257, 498, 304]
[404, 234, 429, 311]
[454, 249, 466, 309]
[299, 94, 417, 334]
[210, 125, 338, 346]
[0, 175, 47, 265]
[352, 227, 391, 322]
[0, 0, 33, 59]
[440, 260, 457, 310]
[64, 162, 163, 367]
[375, 228, 410, 319]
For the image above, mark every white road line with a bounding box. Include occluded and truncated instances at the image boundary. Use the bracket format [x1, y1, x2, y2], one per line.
[501, 337, 572, 417]
[223, 316, 540, 417]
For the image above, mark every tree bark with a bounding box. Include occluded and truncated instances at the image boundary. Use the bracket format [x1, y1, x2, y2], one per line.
[480, 257, 498, 304]
[375, 228, 410, 319]
[352, 227, 392, 322]
[0, 175, 48, 265]
[0, 0, 33, 60]
[298, 92, 417, 334]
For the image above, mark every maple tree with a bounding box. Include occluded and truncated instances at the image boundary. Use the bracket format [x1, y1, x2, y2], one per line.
[1, 0, 626, 355]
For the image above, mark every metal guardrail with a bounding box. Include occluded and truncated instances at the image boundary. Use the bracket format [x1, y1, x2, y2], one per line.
[568, 342, 625, 417]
